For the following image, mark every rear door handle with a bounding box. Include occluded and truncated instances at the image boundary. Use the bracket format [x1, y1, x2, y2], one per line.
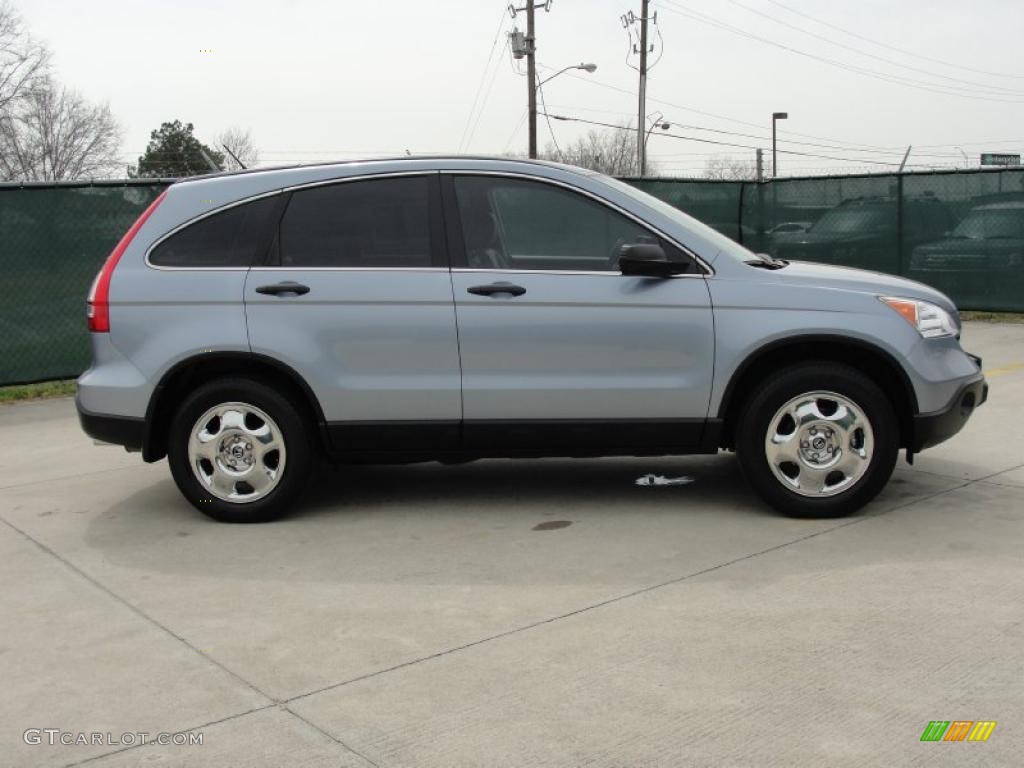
[255, 281, 310, 297]
[467, 282, 526, 297]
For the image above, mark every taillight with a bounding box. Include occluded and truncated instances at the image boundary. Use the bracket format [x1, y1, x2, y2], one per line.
[87, 189, 167, 332]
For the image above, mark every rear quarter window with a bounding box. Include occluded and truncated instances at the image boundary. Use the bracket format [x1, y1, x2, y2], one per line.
[149, 194, 280, 267]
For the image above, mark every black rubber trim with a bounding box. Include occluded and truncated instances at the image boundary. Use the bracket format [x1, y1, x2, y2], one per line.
[328, 417, 716, 462]
[330, 421, 460, 453]
[911, 374, 987, 452]
[76, 398, 144, 451]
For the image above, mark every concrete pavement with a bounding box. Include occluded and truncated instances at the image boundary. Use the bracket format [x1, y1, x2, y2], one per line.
[1, 321, 1022, 767]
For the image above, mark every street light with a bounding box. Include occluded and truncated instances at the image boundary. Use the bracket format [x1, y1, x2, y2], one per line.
[643, 112, 671, 175]
[536, 62, 597, 90]
[533, 63, 597, 160]
[771, 111, 788, 178]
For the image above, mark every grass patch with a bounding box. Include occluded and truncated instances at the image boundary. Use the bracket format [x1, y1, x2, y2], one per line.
[960, 311, 1024, 324]
[0, 379, 77, 404]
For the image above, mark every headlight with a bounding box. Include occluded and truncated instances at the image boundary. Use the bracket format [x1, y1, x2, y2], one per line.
[880, 296, 959, 339]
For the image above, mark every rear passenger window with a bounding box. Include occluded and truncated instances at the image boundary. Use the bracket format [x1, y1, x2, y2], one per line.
[279, 176, 432, 268]
[149, 195, 279, 267]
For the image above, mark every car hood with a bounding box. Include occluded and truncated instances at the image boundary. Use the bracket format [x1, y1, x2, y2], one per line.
[768, 260, 955, 310]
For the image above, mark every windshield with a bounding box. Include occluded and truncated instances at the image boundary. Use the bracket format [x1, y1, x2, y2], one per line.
[596, 174, 760, 264]
[809, 206, 890, 235]
[952, 209, 1024, 239]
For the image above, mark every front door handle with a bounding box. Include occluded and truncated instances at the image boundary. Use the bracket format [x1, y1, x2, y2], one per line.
[467, 282, 527, 297]
[255, 281, 310, 297]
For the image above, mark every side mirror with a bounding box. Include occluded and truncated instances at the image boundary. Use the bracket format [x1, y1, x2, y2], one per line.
[618, 243, 687, 277]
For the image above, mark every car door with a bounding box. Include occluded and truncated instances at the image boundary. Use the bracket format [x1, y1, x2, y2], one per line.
[444, 173, 715, 456]
[245, 172, 462, 453]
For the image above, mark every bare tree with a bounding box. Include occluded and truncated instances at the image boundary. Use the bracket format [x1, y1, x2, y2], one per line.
[0, 76, 122, 180]
[539, 125, 649, 176]
[216, 126, 259, 171]
[703, 154, 758, 181]
[0, 0, 48, 114]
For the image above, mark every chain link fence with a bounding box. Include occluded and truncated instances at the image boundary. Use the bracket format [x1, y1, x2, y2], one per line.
[0, 181, 170, 385]
[629, 167, 1024, 311]
[1, 168, 1022, 385]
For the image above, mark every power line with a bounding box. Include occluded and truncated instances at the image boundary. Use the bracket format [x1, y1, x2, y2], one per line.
[762, 0, 1024, 80]
[540, 101, 965, 159]
[541, 112, 947, 169]
[535, 79, 563, 159]
[655, 0, 1024, 104]
[458, 8, 509, 152]
[463, 37, 513, 152]
[717, 0, 1024, 97]
[554, 68, 928, 153]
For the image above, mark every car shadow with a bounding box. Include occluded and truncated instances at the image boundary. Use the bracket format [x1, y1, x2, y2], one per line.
[79, 455, 958, 585]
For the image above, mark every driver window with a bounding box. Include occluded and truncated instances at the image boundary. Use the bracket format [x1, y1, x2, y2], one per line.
[453, 176, 661, 272]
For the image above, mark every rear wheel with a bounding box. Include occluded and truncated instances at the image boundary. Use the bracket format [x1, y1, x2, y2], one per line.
[736, 363, 898, 518]
[168, 378, 312, 523]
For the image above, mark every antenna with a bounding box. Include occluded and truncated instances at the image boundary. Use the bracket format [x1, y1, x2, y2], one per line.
[221, 143, 247, 170]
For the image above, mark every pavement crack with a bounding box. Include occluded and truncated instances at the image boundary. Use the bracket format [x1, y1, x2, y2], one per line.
[60, 704, 276, 767]
[0, 513, 273, 704]
[286, 470, 1002, 706]
[281, 705, 381, 768]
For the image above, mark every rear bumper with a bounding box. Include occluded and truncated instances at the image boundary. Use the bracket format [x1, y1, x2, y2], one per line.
[76, 396, 144, 452]
[911, 372, 987, 453]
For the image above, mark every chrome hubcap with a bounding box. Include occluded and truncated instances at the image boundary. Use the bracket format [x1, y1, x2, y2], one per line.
[764, 391, 873, 497]
[188, 402, 286, 503]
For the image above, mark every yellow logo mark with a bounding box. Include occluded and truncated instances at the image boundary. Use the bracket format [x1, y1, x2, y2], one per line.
[968, 721, 997, 742]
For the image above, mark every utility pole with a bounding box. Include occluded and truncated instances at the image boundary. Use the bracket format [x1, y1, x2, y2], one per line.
[509, 2, 551, 159]
[526, 2, 537, 158]
[637, 0, 649, 176]
[756, 148, 764, 182]
[622, 3, 659, 176]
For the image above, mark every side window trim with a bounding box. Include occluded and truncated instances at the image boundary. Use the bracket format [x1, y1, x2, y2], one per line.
[261, 191, 291, 267]
[440, 174, 468, 269]
[427, 173, 449, 269]
[441, 171, 709, 275]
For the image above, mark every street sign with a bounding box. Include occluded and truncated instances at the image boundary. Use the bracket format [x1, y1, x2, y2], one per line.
[980, 153, 1021, 166]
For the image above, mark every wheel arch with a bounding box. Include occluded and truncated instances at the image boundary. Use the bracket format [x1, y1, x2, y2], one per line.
[142, 352, 329, 462]
[716, 334, 918, 451]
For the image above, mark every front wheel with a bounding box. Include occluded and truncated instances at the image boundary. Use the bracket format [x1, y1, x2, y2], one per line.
[736, 363, 899, 518]
[168, 378, 312, 523]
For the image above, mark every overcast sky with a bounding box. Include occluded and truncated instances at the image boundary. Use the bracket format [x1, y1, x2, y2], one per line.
[16, 0, 1024, 176]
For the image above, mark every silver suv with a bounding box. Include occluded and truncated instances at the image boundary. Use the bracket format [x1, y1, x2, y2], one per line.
[76, 158, 987, 523]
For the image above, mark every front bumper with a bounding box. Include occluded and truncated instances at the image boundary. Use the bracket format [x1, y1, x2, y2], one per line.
[76, 396, 145, 452]
[911, 368, 987, 453]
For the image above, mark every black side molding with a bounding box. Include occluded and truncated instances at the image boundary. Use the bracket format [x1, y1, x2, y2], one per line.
[328, 417, 718, 463]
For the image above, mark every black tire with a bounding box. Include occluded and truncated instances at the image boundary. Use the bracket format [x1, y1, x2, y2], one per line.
[167, 377, 313, 523]
[736, 362, 899, 518]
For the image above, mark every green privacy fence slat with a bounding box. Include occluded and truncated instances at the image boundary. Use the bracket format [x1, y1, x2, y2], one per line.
[627, 168, 1024, 313]
[1, 169, 1022, 385]
[0, 182, 171, 385]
